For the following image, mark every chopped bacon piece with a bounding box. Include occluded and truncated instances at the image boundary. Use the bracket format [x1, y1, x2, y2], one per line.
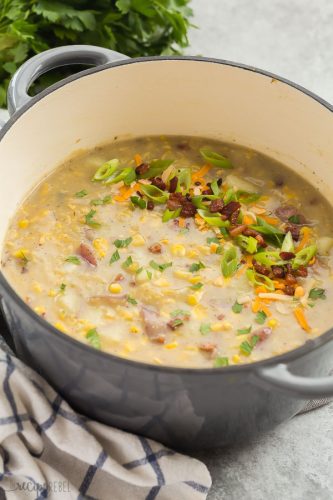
[199, 343, 217, 353]
[229, 224, 247, 237]
[135, 163, 149, 175]
[220, 201, 241, 219]
[252, 327, 272, 343]
[115, 273, 124, 281]
[284, 285, 295, 296]
[279, 251, 295, 260]
[78, 243, 97, 266]
[149, 243, 162, 254]
[167, 192, 184, 210]
[253, 260, 270, 276]
[180, 201, 196, 218]
[168, 176, 178, 193]
[285, 223, 300, 241]
[209, 199, 224, 213]
[296, 266, 308, 277]
[151, 177, 166, 190]
[167, 319, 183, 330]
[147, 201, 154, 210]
[271, 266, 285, 278]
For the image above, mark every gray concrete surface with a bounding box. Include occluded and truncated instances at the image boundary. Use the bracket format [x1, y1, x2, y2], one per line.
[188, 1, 333, 499]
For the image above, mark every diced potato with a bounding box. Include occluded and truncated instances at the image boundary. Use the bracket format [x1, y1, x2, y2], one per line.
[132, 233, 145, 246]
[170, 243, 186, 257]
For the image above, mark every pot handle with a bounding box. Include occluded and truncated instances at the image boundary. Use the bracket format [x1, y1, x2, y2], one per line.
[255, 363, 333, 397]
[7, 45, 129, 116]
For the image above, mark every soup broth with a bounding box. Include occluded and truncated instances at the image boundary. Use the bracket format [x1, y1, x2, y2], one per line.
[2, 136, 333, 368]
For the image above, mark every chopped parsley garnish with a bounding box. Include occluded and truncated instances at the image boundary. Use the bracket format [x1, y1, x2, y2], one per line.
[60, 283, 66, 293]
[179, 227, 190, 235]
[191, 282, 203, 290]
[135, 267, 143, 275]
[288, 214, 300, 224]
[75, 189, 88, 198]
[232, 301, 243, 314]
[127, 295, 137, 305]
[84, 209, 101, 228]
[109, 250, 120, 264]
[308, 288, 326, 300]
[214, 356, 229, 367]
[255, 310, 267, 325]
[200, 323, 211, 335]
[171, 309, 190, 319]
[150, 260, 172, 272]
[169, 318, 183, 328]
[239, 335, 259, 356]
[130, 196, 147, 209]
[90, 195, 112, 206]
[114, 237, 132, 248]
[86, 328, 101, 349]
[237, 325, 252, 336]
[207, 236, 220, 244]
[65, 256, 80, 265]
[122, 256, 133, 269]
[189, 261, 205, 273]
[146, 270, 152, 280]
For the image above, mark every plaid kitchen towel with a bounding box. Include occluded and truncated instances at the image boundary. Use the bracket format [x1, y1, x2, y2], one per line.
[0, 349, 212, 500]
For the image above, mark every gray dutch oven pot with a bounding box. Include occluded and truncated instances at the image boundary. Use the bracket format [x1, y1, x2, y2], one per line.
[0, 45, 332, 450]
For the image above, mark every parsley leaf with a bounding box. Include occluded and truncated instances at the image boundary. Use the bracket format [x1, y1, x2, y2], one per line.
[232, 301, 243, 314]
[308, 288, 326, 300]
[189, 261, 205, 273]
[130, 196, 147, 209]
[86, 328, 101, 350]
[90, 195, 112, 206]
[191, 282, 203, 290]
[239, 335, 260, 355]
[127, 295, 137, 305]
[150, 260, 172, 272]
[60, 283, 66, 293]
[214, 356, 229, 367]
[109, 250, 120, 264]
[75, 189, 88, 198]
[85, 209, 101, 228]
[171, 309, 190, 319]
[114, 237, 132, 248]
[65, 256, 80, 265]
[200, 323, 211, 335]
[122, 256, 133, 268]
[255, 310, 267, 324]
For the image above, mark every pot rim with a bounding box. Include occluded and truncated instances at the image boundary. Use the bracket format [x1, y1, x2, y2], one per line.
[1, 54, 332, 375]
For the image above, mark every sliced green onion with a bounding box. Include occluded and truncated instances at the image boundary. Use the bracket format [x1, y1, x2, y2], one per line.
[253, 251, 285, 268]
[150, 260, 172, 272]
[200, 323, 211, 335]
[93, 159, 119, 181]
[140, 184, 169, 204]
[109, 250, 120, 264]
[232, 301, 243, 313]
[189, 261, 205, 273]
[281, 231, 295, 253]
[191, 195, 219, 209]
[197, 209, 230, 228]
[65, 256, 80, 265]
[237, 325, 252, 336]
[199, 147, 233, 168]
[127, 295, 138, 305]
[246, 269, 275, 291]
[130, 196, 147, 209]
[84, 209, 101, 228]
[210, 179, 220, 196]
[237, 235, 258, 254]
[292, 244, 317, 269]
[75, 189, 88, 198]
[221, 245, 240, 278]
[223, 188, 237, 204]
[122, 256, 133, 268]
[176, 168, 191, 192]
[239, 335, 259, 356]
[105, 166, 135, 185]
[237, 191, 261, 204]
[255, 310, 267, 324]
[162, 208, 181, 222]
[308, 287, 326, 300]
[114, 237, 132, 248]
[191, 282, 204, 290]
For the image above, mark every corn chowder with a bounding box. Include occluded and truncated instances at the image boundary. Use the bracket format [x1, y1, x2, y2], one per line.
[2, 136, 333, 368]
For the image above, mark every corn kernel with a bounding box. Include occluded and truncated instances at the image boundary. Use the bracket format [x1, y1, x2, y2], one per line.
[232, 354, 241, 364]
[268, 318, 278, 328]
[13, 248, 29, 260]
[160, 239, 169, 244]
[132, 233, 145, 246]
[189, 275, 202, 284]
[186, 249, 199, 259]
[109, 283, 122, 294]
[187, 294, 199, 306]
[211, 322, 225, 332]
[174, 270, 192, 281]
[123, 341, 136, 353]
[192, 304, 208, 320]
[18, 219, 29, 229]
[130, 325, 140, 334]
[32, 282, 42, 293]
[127, 262, 140, 274]
[92, 238, 108, 258]
[154, 278, 170, 287]
[34, 306, 45, 315]
[48, 289, 57, 297]
[170, 243, 186, 257]
[164, 342, 178, 349]
[54, 321, 68, 333]
[153, 357, 163, 365]
[294, 286, 305, 298]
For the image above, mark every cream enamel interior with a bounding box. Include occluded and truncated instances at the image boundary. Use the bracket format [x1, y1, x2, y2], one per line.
[0, 57, 332, 252]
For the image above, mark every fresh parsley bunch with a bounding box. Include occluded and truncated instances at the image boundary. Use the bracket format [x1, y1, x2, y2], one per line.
[0, 0, 193, 106]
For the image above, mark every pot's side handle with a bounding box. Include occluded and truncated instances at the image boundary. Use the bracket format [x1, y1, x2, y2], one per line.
[255, 363, 333, 397]
[7, 45, 129, 116]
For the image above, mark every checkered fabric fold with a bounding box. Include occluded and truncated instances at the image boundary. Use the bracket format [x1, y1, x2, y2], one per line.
[0, 350, 212, 500]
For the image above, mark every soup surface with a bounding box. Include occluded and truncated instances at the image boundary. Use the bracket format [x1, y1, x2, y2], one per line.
[2, 136, 333, 368]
